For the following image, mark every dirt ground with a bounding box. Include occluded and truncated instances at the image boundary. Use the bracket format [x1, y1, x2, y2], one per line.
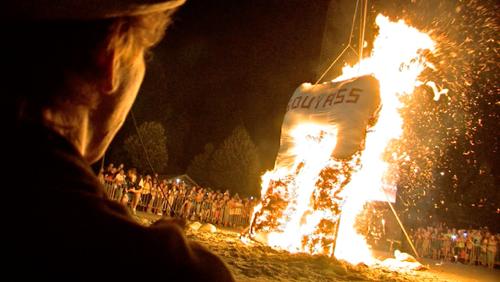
[419, 258, 499, 282]
[136, 213, 499, 281]
[371, 249, 499, 282]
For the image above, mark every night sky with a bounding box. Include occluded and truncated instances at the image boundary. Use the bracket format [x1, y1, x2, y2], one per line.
[107, 0, 498, 196]
[109, 0, 331, 172]
[103, 0, 498, 228]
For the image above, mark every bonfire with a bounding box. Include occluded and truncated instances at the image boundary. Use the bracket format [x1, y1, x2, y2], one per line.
[245, 14, 441, 268]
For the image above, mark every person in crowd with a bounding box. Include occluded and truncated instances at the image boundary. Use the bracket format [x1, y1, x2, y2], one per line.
[487, 235, 497, 269]
[97, 168, 105, 184]
[195, 187, 205, 220]
[480, 235, 489, 266]
[431, 228, 441, 260]
[465, 232, 474, 264]
[5, 1, 234, 279]
[113, 169, 126, 201]
[106, 163, 115, 176]
[153, 178, 165, 215]
[441, 231, 451, 261]
[167, 185, 177, 216]
[471, 229, 482, 265]
[128, 170, 142, 214]
[456, 230, 466, 262]
[141, 175, 152, 212]
[222, 190, 231, 226]
[422, 228, 431, 258]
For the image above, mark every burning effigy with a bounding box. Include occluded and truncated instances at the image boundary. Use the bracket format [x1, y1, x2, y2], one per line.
[245, 14, 440, 266]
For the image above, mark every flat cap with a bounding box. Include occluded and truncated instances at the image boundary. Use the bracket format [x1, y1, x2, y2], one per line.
[2, 0, 186, 20]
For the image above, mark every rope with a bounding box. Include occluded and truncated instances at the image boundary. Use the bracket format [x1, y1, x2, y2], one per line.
[348, 0, 361, 46]
[358, 0, 369, 70]
[130, 109, 156, 175]
[379, 184, 420, 258]
[100, 152, 105, 172]
[315, 0, 361, 85]
[316, 0, 370, 85]
[359, 0, 364, 64]
[315, 45, 350, 84]
[385, 198, 420, 258]
[130, 110, 171, 203]
[349, 45, 359, 57]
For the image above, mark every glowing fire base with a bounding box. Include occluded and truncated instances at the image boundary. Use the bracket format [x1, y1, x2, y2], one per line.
[249, 150, 361, 256]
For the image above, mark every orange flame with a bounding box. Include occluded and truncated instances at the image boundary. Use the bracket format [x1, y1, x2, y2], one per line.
[247, 14, 438, 266]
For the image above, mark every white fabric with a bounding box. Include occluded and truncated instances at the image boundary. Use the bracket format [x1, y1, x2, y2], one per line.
[276, 75, 381, 167]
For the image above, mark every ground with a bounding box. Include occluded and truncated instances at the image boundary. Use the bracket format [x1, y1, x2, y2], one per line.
[135, 213, 500, 281]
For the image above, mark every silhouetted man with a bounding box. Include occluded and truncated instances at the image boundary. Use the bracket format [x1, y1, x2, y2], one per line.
[4, 1, 234, 280]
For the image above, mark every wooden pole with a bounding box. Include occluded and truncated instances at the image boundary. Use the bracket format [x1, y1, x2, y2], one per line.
[386, 199, 419, 258]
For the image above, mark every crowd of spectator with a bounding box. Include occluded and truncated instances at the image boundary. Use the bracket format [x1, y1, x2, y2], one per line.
[411, 224, 499, 269]
[98, 163, 257, 228]
[98, 164, 499, 270]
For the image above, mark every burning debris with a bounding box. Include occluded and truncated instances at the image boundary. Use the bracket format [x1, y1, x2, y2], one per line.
[378, 250, 427, 272]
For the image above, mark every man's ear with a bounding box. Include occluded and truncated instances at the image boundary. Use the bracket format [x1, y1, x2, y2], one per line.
[96, 46, 118, 95]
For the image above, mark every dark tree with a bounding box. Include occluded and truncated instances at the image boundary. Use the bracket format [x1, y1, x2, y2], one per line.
[209, 125, 262, 196]
[124, 121, 168, 174]
[186, 143, 215, 187]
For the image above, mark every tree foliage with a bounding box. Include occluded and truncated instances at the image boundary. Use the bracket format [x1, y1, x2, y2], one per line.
[187, 125, 262, 196]
[210, 125, 261, 195]
[124, 121, 168, 174]
[186, 143, 215, 187]
[164, 111, 192, 173]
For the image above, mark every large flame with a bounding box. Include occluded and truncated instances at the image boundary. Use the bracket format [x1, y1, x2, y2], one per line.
[247, 14, 437, 265]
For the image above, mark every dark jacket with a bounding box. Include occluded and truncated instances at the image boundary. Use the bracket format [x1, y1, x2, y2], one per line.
[7, 122, 234, 281]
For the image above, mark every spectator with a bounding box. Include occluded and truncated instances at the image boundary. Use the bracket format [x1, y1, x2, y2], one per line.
[127, 170, 141, 214]
[487, 235, 497, 269]
[481, 236, 489, 266]
[114, 169, 126, 201]
[141, 175, 152, 212]
[471, 229, 482, 265]
[5, 1, 234, 280]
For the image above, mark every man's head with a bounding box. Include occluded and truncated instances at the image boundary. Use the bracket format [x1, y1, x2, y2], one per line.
[6, 0, 185, 163]
[128, 168, 137, 177]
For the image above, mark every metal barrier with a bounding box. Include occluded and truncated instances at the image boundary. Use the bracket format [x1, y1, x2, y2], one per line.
[101, 179, 252, 228]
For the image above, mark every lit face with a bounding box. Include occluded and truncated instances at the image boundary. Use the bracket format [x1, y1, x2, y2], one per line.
[86, 48, 146, 163]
